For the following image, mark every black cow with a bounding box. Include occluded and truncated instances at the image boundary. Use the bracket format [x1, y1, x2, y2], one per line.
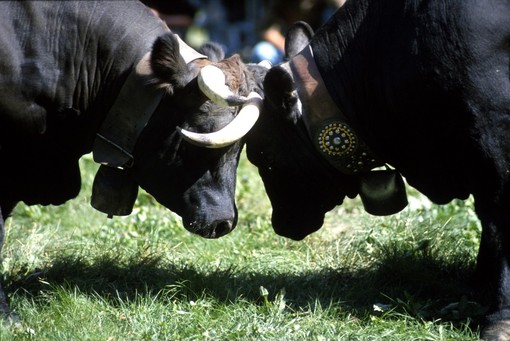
[0, 0, 261, 319]
[243, 1, 510, 339]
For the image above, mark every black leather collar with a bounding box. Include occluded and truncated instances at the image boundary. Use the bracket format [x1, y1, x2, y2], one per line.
[93, 53, 164, 168]
[92, 35, 207, 169]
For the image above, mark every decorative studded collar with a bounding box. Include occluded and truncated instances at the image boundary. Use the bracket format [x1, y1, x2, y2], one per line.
[288, 45, 383, 175]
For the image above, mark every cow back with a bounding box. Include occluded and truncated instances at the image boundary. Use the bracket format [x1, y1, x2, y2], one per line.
[0, 0, 167, 205]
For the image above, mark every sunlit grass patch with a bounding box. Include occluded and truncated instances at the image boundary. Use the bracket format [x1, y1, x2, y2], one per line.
[0, 152, 483, 340]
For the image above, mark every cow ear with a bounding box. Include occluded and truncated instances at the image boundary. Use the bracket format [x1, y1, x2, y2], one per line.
[197, 42, 225, 62]
[285, 21, 314, 58]
[263, 66, 299, 122]
[150, 33, 188, 91]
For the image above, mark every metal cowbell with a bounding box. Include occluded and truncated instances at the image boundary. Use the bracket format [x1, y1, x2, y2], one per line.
[91, 165, 138, 217]
[359, 169, 408, 216]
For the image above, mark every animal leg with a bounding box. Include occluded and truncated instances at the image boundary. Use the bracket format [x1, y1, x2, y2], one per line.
[475, 194, 510, 340]
[0, 202, 19, 324]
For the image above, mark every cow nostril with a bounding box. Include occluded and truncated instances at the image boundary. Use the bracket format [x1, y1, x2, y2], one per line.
[212, 220, 233, 238]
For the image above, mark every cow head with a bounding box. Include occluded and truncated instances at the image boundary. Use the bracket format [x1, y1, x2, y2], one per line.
[129, 33, 262, 238]
[245, 22, 360, 240]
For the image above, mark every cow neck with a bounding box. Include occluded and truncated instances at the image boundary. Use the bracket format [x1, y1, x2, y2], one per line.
[289, 45, 383, 175]
[92, 35, 207, 169]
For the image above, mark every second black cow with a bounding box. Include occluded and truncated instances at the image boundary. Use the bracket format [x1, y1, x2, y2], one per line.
[241, 1, 510, 339]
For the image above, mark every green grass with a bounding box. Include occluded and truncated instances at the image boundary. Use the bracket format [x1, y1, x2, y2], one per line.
[0, 152, 484, 340]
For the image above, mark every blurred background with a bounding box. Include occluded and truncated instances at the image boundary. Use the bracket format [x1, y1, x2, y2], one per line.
[140, 0, 345, 63]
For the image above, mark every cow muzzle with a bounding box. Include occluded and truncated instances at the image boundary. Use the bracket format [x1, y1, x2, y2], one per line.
[184, 217, 236, 239]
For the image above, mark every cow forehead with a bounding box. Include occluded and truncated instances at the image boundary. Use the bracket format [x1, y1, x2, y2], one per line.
[203, 55, 245, 92]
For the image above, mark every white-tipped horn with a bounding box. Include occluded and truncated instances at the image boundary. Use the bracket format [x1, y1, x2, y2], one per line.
[176, 35, 207, 64]
[198, 64, 247, 106]
[258, 60, 272, 69]
[177, 92, 262, 148]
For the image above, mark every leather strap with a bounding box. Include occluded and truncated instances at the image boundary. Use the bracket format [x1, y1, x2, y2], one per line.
[93, 34, 207, 168]
[290, 46, 383, 174]
[93, 52, 164, 168]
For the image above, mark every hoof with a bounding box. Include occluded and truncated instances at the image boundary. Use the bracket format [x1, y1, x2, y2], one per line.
[0, 311, 21, 330]
[482, 320, 510, 341]
[7, 312, 20, 327]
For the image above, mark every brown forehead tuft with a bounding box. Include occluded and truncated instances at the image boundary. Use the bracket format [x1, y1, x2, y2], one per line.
[216, 55, 246, 93]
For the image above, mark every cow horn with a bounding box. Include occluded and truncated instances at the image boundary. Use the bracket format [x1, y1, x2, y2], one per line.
[177, 92, 262, 148]
[198, 64, 248, 106]
[258, 60, 272, 69]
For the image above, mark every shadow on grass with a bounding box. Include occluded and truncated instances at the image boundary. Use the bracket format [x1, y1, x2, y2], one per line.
[5, 247, 488, 328]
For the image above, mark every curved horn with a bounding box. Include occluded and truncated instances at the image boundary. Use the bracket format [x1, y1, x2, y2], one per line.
[258, 60, 272, 69]
[177, 92, 262, 148]
[198, 64, 248, 106]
